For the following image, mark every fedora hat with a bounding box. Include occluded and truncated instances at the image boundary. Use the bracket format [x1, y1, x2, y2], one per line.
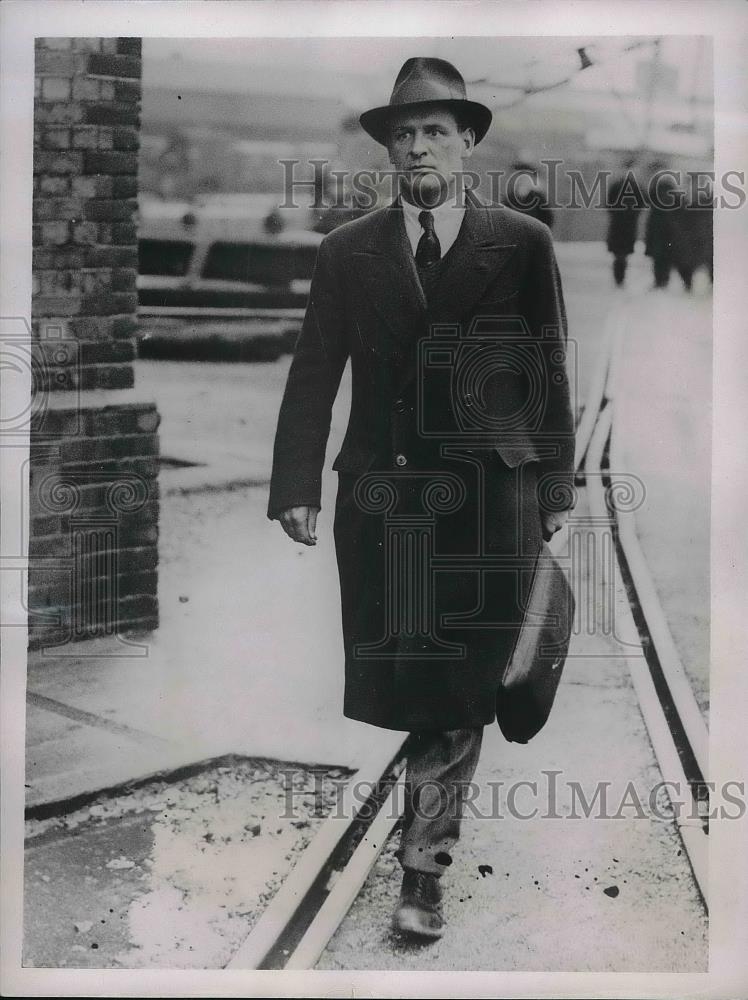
[359, 57, 492, 146]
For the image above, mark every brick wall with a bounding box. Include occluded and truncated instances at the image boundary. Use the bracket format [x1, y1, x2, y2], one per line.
[30, 37, 160, 649]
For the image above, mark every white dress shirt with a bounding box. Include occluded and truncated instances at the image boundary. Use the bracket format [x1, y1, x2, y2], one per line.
[401, 196, 466, 259]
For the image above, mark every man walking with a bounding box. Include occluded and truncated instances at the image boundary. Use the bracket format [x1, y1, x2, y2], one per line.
[606, 157, 646, 288]
[268, 57, 575, 940]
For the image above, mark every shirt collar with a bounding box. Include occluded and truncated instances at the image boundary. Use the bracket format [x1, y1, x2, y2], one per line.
[400, 192, 465, 226]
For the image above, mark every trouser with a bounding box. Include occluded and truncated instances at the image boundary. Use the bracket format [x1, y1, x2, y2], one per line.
[676, 265, 693, 291]
[395, 726, 484, 877]
[652, 256, 671, 288]
[612, 254, 628, 286]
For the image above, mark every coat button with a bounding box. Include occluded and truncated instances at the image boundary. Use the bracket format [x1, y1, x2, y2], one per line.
[465, 392, 474, 407]
[395, 453, 407, 467]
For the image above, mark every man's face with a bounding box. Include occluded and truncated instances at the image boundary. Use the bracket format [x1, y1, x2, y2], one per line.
[387, 106, 475, 208]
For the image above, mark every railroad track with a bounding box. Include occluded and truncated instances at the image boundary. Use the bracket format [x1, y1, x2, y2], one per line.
[226, 284, 709, 969]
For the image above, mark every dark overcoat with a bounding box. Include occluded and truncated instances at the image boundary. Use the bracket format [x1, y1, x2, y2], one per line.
[268, 193, 575, 732]
[606, 176, 644, 256]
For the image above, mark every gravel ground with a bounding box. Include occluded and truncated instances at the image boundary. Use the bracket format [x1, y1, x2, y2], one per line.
[24, 758, 350, 969]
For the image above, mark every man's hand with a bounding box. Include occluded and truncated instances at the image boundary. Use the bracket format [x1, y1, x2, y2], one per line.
[279, 505, 320, 546]
[540, 508, 569, 542]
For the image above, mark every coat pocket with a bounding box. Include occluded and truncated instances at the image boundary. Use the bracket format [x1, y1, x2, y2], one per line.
[331, 446, 378, 474]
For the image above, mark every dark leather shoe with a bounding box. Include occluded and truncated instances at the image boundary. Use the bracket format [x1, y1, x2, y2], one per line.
[392, 868, 444, 939]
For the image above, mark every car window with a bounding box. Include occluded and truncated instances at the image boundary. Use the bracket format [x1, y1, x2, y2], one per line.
[201, 242, 319, 285]
[139, 239, 194, 277]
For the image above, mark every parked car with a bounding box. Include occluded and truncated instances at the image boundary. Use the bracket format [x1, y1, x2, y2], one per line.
[136, 196, 322, 361]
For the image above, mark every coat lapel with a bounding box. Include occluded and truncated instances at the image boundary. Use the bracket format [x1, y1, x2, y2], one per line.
[350, 203, 426, 352]
[425, 193, 518, 321]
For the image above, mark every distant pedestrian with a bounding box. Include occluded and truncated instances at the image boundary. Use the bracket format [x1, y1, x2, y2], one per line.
[605, 159, 646, 287]
[645, 170, 713, 292]
[668, 174, 714, 291]
[504, 160, 554, 229]
[645, 167, 678, 289]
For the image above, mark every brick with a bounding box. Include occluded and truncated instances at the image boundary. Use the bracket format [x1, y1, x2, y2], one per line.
[61, 433, 158, 464]
[42, 126, 71, 150]
[40, 38, 74, 51]
[80, 269, 111, 294]
[36, 220, 69, 245]
[39, 175, 70, 196]
[80, 291, 138, 315]
[111, 175, 137, 198]
[100, 81, 115, 101]
[112, 222, 137, 244]
[87, 246, 137, 268]
[33, 247, 75, 269]
[67, 316, 115, 340]
[80, 339, 136, 366]
[28, 570, 158, 608]
[114, 80, 141, 103]
[70, 220, 99, 244]
[31, 477, 154, 519]
[35, 77, 41, 99]
[71, 76, 100, 101]
[35, 50, 79, 75]
[41, 77, 72, 101]
[33, 100, 85, 125]
[33, 198, 82, 222]
[61, 457, 160, 480]
[31, 296, 81, 318]
[72, 38, 101, 53]
[27, 535, 71, 558]
[83, 150, 137, 175]
[117, 594, 159, 620]
[38, 269, 80, 295]
[70, 125, 100, 149]
[111, 268, 136, 291]
[98, 224, 112, 244]
[83, 198, 137, 222]
[87, 53, 141, 79]
[116, 37, 142, 57]
[34, 150, 83, 174]
[136, 409, 160, 433]
[29, 406, 81, 437]
[116, 546, 159, 573]
[100, 38, 119, 55]
[30, 515, 64, 537]
[71, 174, 113, 198]
[111, 126, 138, 151]
[84, 102, 140, 127]
[88, 364, 135, 390]
[111, 316, 138, 339]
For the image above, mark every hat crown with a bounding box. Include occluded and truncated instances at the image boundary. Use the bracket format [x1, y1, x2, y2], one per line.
[390, 57, 469, 106]
[358, 56, 492, 146]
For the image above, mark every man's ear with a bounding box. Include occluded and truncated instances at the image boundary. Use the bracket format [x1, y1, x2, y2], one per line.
[461, 127, 476, 158]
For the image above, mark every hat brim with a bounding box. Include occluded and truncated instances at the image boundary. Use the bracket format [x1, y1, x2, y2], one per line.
[359, 99, 492, 147]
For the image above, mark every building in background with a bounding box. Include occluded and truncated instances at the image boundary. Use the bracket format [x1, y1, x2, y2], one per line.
[137, 36, 713, 243]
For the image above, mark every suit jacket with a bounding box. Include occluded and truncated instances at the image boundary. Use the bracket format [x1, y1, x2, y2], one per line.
[268, 192, 575, 520]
